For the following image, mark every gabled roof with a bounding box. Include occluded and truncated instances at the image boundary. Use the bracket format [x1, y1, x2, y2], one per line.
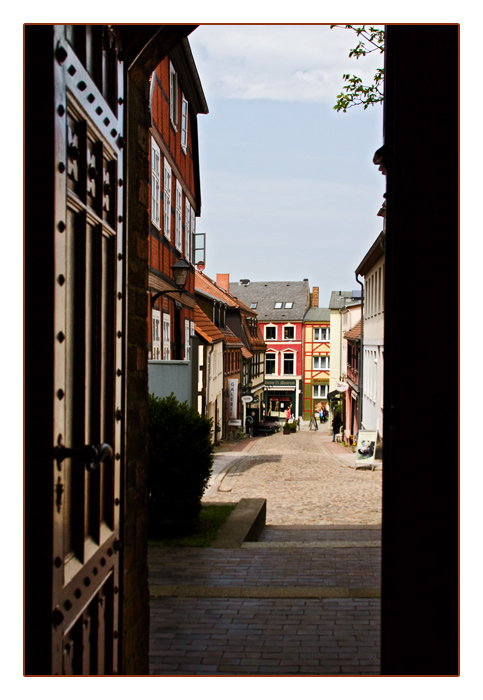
[355, 232, 386, 277]
[229, 280, 311, 322]
[344, 320, 362, 341]
[304, 307, 330, 323]
[329, 291, 360, 310]
[194, 305, 224, 344]
[195, 270, 254, 314]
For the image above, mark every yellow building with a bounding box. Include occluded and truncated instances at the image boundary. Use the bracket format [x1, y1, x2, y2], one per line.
[302, 307, 331, 420]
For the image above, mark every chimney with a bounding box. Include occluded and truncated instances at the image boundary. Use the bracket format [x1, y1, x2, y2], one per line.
[216, 273, 230, 292]
[311, 287, 319, 308]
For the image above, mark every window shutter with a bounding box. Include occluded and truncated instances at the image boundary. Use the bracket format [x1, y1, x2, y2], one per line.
[163, 160, 171, 239]
[184, 198, 191, 261]
[150, 139, 160, 228]
[181, 96, 188, 148]
[175, 180, 182, 250]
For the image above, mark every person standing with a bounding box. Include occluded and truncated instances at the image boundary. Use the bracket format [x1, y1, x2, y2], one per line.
[332, 412, 342, 442]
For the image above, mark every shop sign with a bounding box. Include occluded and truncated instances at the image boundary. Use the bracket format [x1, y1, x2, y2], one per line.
[228, 378, 238, 420]
[336, 381, 349, 392]
[265, 379, 296, 387]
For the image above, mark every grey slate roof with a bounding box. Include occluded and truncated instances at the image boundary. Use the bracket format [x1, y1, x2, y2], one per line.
[229, 280, 311, 322]
[304, 307, 330, 323]
[329, 290, 361, 310]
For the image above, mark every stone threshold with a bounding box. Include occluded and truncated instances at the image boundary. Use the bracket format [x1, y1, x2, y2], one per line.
[150, 585, 380, 599]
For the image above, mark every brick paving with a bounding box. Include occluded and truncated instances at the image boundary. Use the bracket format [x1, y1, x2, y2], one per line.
[149, 421, 382, 675]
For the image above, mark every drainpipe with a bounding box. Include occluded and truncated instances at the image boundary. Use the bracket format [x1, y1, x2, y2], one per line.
[355, 273, 364, 433]
[207, 345, 213, 437]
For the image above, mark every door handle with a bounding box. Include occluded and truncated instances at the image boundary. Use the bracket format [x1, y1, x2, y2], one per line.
[87, 443, 113, 472]
[54, 441, 113, 471]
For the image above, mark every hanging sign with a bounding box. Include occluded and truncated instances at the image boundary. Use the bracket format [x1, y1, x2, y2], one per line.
[336, 381, 349, 392]
[228, 378, 239, 420]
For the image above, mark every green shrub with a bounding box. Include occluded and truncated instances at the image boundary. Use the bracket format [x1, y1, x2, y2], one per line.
[148, 393, 213, 536]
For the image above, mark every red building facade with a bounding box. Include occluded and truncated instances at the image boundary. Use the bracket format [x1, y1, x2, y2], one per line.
[147, 40, 208, 361]
[229, 280, 311, 419]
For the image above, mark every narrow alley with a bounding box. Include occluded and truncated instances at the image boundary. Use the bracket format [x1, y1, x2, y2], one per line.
[148, 420, 382, 675]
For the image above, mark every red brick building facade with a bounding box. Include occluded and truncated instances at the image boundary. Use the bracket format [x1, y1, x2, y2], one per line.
[147, 41, 208, 361]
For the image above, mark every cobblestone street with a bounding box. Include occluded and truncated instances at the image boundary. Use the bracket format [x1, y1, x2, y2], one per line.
[149, 421, 382, 675]
[204, 424, 382, 525]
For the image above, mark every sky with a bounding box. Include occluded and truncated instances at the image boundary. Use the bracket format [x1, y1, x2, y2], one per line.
[188, 24, 385, 307]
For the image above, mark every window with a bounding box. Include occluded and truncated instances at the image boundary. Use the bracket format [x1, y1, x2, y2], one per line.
[250, 302, 258, 309]
[266, 353, 276, 375]
[169, 61, 178, 127]
[175, 180, 182, 250]
[274, 302, 282, 309]
[283, 352, 294, 375]
[184, 198, 191, 261]
[284, 302, 293, 309]
[162, 314, 171, 360]
[163, 160, 172, 239]
[181, 95, 188, 149]
[152, 309, 161, 359]
[283, 325, 295, 340]
[184, 319, 190, 360]
[193, 231, 206, 266]
[190, 206, 196, 262]
[313, 356, 329, 370]
[265, 326, 276, 340]
[314, 327, 330, 341]
[150, 138, 160, 228]
[313, 384, 328, 399]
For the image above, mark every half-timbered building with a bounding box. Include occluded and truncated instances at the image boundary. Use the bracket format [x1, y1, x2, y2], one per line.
[302, 307, 331, 421]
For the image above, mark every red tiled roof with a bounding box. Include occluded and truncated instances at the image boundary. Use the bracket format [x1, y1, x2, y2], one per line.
[223, 325, 244, 348]
[194, 305, 225, 344]
[195, 270, 254, 314]
[344, 320, 362, 341]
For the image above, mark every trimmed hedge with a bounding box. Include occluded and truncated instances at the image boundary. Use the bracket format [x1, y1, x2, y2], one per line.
[148, 393, 213, 535]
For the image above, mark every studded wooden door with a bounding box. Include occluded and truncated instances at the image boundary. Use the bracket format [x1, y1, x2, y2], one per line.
[51, 25, 125, 675]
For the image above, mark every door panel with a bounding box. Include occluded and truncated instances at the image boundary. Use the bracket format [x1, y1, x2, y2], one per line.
[52, 25, 124, 675]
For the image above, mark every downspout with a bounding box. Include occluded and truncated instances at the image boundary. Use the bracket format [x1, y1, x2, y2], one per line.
[207, 344, 213, 437]
[355, 273, 364, 432]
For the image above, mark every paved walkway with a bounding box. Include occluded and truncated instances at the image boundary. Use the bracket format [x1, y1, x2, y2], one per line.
[149, 421, 382, 675]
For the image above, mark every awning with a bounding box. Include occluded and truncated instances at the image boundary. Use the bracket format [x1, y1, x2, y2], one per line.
[327, 390, 340, 400]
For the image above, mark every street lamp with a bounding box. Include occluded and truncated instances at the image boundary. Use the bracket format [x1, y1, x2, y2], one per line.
[151, 258, 190, 307]
[150, 258, 191, 360]
[171, 258, 190, 293]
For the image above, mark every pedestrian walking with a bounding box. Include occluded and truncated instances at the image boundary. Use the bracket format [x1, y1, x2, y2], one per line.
[332, 412, 342, 442]
[319, 409, 323, 424]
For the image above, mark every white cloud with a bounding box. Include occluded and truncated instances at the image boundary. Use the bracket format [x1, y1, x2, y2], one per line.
[190, 24, 384, 103]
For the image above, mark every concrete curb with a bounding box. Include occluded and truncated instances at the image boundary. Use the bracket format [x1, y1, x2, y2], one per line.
[210, 497, 267, 549]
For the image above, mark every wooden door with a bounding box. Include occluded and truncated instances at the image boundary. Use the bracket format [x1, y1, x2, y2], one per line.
[51, 25, 125, 675]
